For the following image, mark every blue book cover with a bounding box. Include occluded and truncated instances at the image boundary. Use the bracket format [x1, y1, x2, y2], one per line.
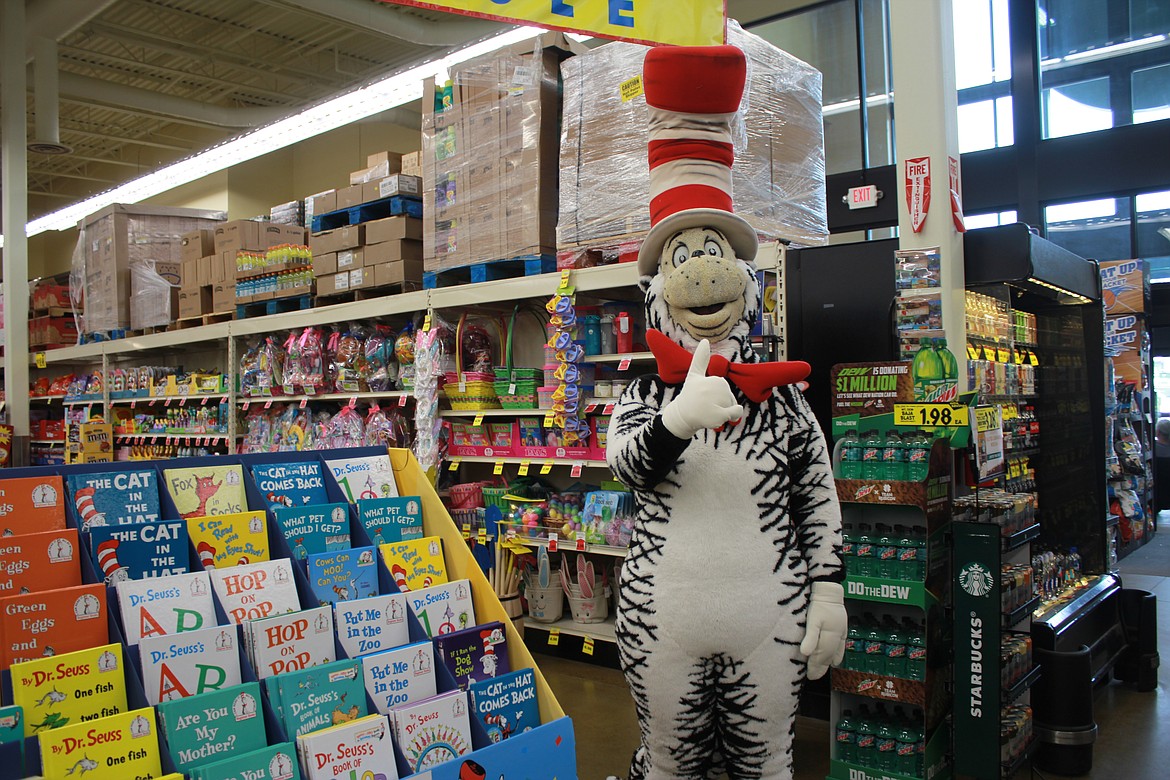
[158, 682, 267, 772]
[433, 621, 510, 691]
[277, 659, 367, 740]
[356, 496, 424, 545]
[468, 668, 539, 742]
[360, 641, 437, 715]
[189, 741, 300, 780]
[306, 546, 379, 606]
[88, 519, 189, 583]
[273, 503, 351, 560]
[250, 462, 329, 511]
[66, 469, 161, 529]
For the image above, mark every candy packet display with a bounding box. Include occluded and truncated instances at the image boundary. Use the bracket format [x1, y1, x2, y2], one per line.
[330, 326, 369, 394]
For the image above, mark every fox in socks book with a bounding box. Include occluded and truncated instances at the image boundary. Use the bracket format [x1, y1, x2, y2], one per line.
[164, 464, 247, 519]
[66, 469, 161, 529]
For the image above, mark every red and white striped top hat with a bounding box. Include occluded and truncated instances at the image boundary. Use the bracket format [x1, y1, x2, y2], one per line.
[96, 538, 123, 579]
[637, 45, 759, 277]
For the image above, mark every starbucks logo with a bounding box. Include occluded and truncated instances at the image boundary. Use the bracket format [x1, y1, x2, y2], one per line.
[959, 562, 993, 597]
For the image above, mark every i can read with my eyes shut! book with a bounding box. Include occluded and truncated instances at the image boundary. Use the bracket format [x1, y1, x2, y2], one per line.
[187, 511, 270, 570]
[378, 536, 448, 593]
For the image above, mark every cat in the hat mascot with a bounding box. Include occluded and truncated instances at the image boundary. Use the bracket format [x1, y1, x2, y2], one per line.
[606, 45, 846, 780]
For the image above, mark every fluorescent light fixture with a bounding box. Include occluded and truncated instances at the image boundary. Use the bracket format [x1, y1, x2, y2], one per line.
[1063, 34, 1166, 62]
[823, 92, 893, 117]
[1026, 276, 1092, 304]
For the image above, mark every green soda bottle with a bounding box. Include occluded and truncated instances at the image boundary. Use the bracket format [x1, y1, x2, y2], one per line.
[835, 709, 858, 763]
[842, 525, 856, 576]
[907, 431, 931, 480]
[855, 706, 877, 767]
[884, 618, 907, 678]
[911, 338, 943, 400]
[842, 429, 863, 479]
[935, 338, 959, 381]
[864, 620, 885, 675]
[876, 525, 898, 579]
[855, 524, 875, 577]
[897, 525, 918, 581]
[861, 429, 883, 479]
[895, 711, 919, 777]
[882, 430, 906, 480]
[845, 618, 864, 670]
[906, 618, 927, 682]
[875, 717, 899, 772]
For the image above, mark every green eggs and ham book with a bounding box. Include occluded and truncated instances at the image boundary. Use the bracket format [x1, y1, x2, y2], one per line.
[158, 681, 267, 772]
[209, 559, 300, 625]
[88, 519, 189, 583]
[324, 455, 398, 503]
[273, 503, 351, 560]
[138, 624, 243, 705]
[39, 707, 162, 780]
[297, 713, 398, 780]
[333, 593, 410, 659]
[0, 528, 81, 595]
[187, 510, 270, 569]
[406, 579, 476, 638]
[378, 536, 448, 592]
[116, 571, 217, 645]
[0, 475, 66, 536]
[250, 461, 329, 511]
[361, 641, 437, 715]
[65, 469, 161, 529]
[10, 643, 127, 737]
[0, 582, 107, 667]
[306, 547, 379, 606]
[391, 689, 473, 773]
[276, 659, 367, 740]
[469, 668, 540, 742]
[433, 621, 510, 691]
[163, 464, 247, 519]
[245, 606, 335, 680]
[356, 496, 423, 545]
[188, 740, 300, 780]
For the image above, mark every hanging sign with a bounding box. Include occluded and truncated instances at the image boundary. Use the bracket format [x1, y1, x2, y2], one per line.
[904, 156, 931, 233]
[948, 156, 966, 233]
[377, 0, 725, 47]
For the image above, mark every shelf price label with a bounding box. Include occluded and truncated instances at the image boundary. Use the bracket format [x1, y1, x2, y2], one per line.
[543, 413, 555, 428]
[575, 536, 587, 552]
[618, 358, 632, 372]
[571, 463, 583, 478]
[477, 528, 488, 544]
[518, 460, 531, 476]
[34, 352, 47, 369]
[548, 628, 560, 646]
[243, 400, 250, 410]
[201, 396, 209, 405]
[398, 394, 408, 407]
[264, 399, 273, 409]
[448, 458, 462, 472]
[348, 396, 358, 409]
[473, 413, 484, 427]
[582, 636, 595, 656]
[547, 533, 558, 553]
[461, 523, 472, 539]
[540, 460, 554, 475]
[493, 460, 505, 476]
[604, 403, 616, 415]
[974, 406, 1000, 433]
[300, 398, 308, 408]
[894, 403, 969, 428]
[966, 345, 981, 360]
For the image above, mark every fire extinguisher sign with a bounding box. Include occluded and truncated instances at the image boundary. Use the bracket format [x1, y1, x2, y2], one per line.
[905, 156, 931, 233]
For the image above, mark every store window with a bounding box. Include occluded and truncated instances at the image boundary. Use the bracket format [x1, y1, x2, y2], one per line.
[1044, 197, 1132, 261]
[1133, 63, 1170, 123]
[958, 96, 1015, 152]
[953, 0, 1013, 153]
[1042, 77, 1113, 138]
[1137, 190, 1170, 281]
[966, 210, 1019, 230]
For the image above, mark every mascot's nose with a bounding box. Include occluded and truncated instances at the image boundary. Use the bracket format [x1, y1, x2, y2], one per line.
[691, 249, 706, 258]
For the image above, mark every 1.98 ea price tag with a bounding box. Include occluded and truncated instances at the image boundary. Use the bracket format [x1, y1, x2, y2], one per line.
[893, 403, 969, 428]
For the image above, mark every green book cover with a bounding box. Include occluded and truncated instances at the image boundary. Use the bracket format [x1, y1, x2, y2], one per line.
[0, 706, 24, 775]
[158, 682, 267, 772]
[190, 741, 300, 780]
[278, 659, 367, 740]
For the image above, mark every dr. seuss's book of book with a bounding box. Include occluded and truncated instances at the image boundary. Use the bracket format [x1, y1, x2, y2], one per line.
[324, 455, 398, 503]
[361, 641, 437, 715]
[88, 519, 189, 583]
[276, 659, 367, 740]
[406, 579, 476, 638]
[187, 511, 270, 570]
[306, 547, 379, 606]
[116, 571, 217, 645]
[138, 624, 243, 705]
[164, 464, 247, 519]
[296, 713, 398, 780]
[0, 475, 65, 536]
[468, 668, 539, 742]
[209, 559, 300, 625]
[0, 582, 107, 667]
[356, 496, 423, 545]
[158, 681, 267, 772]
[333, 593, 410, 659]
[391, 689, 473, 773]
[251, 461, 329, 512]
[39, 707, 162, 780]
[0, 528, 81, 596]
[188, 740, 300, 780]
[378, 536, 447, 592]
[10, 643, 127, 737]
[66, 469, 161, 529]
[245, 606, 335, 680]
[273, 503, 351, 560]
[433, 621, 510, 691]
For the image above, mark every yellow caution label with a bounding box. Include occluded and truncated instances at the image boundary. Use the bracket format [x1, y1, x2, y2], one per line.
[620, 75, 644, 102]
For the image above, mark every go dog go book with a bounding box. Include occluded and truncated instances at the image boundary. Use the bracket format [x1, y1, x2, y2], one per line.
[88, 519, 189, 583]
[164, 464, 247, 519]
[188, 740, 300, 780]
[10, 643, 127, 737]
[158, 681, 267, 772]
[306, 547, 379, 606]
[251, 461, 330, 511]
[356, 497, 423, 545]
[361, 641, 437, 715]
[39, 707, 162, 780]
[0, 582, 107, 667]
[65, 469, 161, 528]
[273, 503, 351, 559]
[296, 713, 398, 780]
[138, 624, 243, 705]
[333, 593, 410, 659]
[245, 606, 336, 679]
[0, 475, 65, 536]
[187, 510, 270, 570]
[274, 659, 367, 740]
[406, 579, 476, 638]
[378, 536, 447, 593]
[116, 571, 217, 645]
[0, 528, 81, 596]
[209, 559, 300, 625]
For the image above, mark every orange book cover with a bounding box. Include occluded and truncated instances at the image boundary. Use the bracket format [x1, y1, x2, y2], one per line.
[1, 583, 107, 668]
[0, 528, 81, 596]
[0, 476, 67, 536]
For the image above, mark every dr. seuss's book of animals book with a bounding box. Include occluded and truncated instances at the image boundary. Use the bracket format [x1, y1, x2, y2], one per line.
[39, 707, 162, 780]
[188, 740, 300, 780]
[0, 475, 66, 536]
[361, 641, 437, 715]
[0, 528, 81, 596]
[274, 503, 351, 560]
[164, 464, 247, 519]
[0, 582, 107, 667]
[139, 624, 243, 706]
[333, 593, 410, 659]
[251, 461, 329, 512]
[406, 579, 476, 638]
[390, 689, 473, 773]
[116, 571, 217, 645]
[158, 681, 267, 772]
[209, 559, 300, 625]
[356, 497, 423, 545]
[296, 713, 399, 780]
[245, 606, 335, 680]
[468, 668, 539, 742]
[10, 643, 127, 737]
[187, 511, 270, 570]
[378, 536, 447, 593]
[0, 705, 22, 771]
[66, 469, 161, 529]
[306, 547, 378, 606]
[433, 621, 510, 691]
[88, 519, 189, 583]
[276, 659, 367, 740]
[324, 455, 398, 503]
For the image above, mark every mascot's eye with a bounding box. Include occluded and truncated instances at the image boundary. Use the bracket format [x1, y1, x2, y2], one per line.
[673, 246, 689, 267]
[704, 239, 723, 257]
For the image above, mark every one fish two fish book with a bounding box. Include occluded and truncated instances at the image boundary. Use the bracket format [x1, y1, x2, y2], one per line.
[66, 469, 161, 529]
[38, 707, 162, 780]
[10, 643, 127, 736]
[250, 461, 329, 512]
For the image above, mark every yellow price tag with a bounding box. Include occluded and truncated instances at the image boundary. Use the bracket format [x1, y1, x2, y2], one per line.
[983, 345, 996, 362]
[967, 345, 980, 360]
[493, 460, 505, 476]
[543, 413, 555, 428]
[540, 460, 554, 475]
[619, 74, 644, 102]
[34, 352, 47, 369]
[548, 628, 560, 647]
[996, 347, 1010, 363]
[894, 403, 970, 428]
[1028, 351, 1039, 366]
[518, 460, 531, 476]
[472, 413, 484, 427]
[462, 523, 472, 538]
[974, 406, 1000, 433]
[582, 636, 596, 655]
[1001, 404, 1018, 421]
[477, 528, 487, 544]
[423, 313, 432, 331]
[448, 458, 462, 472]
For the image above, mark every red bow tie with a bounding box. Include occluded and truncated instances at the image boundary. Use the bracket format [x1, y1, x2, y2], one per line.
[646, 329, 811, 403]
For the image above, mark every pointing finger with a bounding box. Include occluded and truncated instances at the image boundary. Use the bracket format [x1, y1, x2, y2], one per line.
[688, 339, 712, 379]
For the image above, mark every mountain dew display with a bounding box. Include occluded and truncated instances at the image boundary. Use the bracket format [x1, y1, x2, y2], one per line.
[842, 523, 926, 580]
[836, 704, 926, 778]
[840, 614, 926, 680]
[910, 338, 959, 403]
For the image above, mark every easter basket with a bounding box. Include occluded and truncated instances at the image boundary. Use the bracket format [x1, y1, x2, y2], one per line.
[443, 313, 501, 411]
[494, 305, 543, 410]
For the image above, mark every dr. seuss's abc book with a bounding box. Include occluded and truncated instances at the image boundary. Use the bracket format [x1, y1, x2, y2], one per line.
[0, 528, 81, 595]
[333, 593, 410, 659]
[361, 641, 437, 715]
[38, 707, 162, 780]
[138, 624, 243, 706]
[116, 571, 217, 645]
[157, 681, 268, 773]
[0, 475, 66, 536]
[324, 455, 398, 503]
[378, 536, 448, 593]
[10, 643, 127, 737]
[273, 503, 351, 560]
[306, 547, 379, 606]
[187, 511, 270, 569]
[356, 496, 423, 545]
[66, 469, 161, 528]
[433, 621, 510, 691]
[88, 519, 189, 583]
[0, 582, 107, 667]
[250, 461, 329, 512]
[164, 465, 247, 519]
[209, 560, 300, 625]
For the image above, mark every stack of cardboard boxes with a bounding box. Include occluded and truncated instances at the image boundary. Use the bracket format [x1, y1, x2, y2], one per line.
[311, 215, 423, 297]
[66, 421, 114, 464]
[306, 152, 422, 222]
[30, 280, 81, 348]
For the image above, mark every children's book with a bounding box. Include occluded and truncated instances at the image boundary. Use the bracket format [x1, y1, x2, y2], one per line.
[296, 713, 398, 780]
[391, 689, 473, 773]
[333, 593, 410, 659]
[0, 528, 81, 596]
[88, 519, 188, 583]
[361, 641, 437, 715]
[277, 659, 367, 740]
[187, 511, 270, 569]
[0, 475, 66, 536]
[189, 741, 300, 780]
[468, 668, 540, 742]
[406, 579, 476, 638]
[164, 464, 247, 519]
[306, 547, 379, 606]
[250, 461, 330, 511]
[273, 503, 351, 560]
[138, 624, 243, 705]
[378, 536, 447, 593]
[0, 705, 23, 774]
[433, 621, 510, 691]
[158, 681, 267, 772]
[39, 707, 162, 780]
[246, 606, 336, 680]
[356, 497, 424, 545]
[0, 582, 107, 667]
[210, 559, 300, 625]
[116, 571, 217, 645]
[324, 455, 398, 503]
[65, 469, 161, 528]
[10, 643, 127, 737]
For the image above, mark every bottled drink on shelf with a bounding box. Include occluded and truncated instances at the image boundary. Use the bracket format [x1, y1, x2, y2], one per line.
[855, 706, 877, 767]
[844, 618, 864, 671]
[839, 430, 863, 479]
[905, 618, 927, 682]
[875, 717, 899, 771]
[906, 432, 931, 481]
[864, 621, 885, 675]
[882, 430, 906, 481]
[883, 617, 907, 679]
[861, 430, 883, 480]
[896, 526, 919, 581]
[855, 525, 876, 577]
[835, 709, 858, 764]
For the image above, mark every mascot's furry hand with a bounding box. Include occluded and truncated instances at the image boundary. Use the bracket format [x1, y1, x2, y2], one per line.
[800, 581, 848, 679]
[660, 339, 745, 440]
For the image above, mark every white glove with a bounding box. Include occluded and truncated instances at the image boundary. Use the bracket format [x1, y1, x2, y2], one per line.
[660, 339, 744, 440]
[800, 581, 848, 680]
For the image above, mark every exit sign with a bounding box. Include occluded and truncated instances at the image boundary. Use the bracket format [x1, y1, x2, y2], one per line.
[846, 184, 880, 209]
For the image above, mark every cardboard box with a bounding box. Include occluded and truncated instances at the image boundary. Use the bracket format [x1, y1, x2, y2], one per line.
[364, 175, 422, 203]
[178, 287, 212, 319]
[211, 282, 236, 313]
[308, 190, 337, 217]
[373, 259, 425, 287]
[317, 272, 349, 296]
[180, 257, 199, 288]
[309, 225, 364, 255]
[401, 151, 422, 177]
[364, 240, 423, 265]
[214, 220, 266, 254]
[312, 252, 338, 277]
[180, 229, 215, 263]
[336, 248, 365, 271]
[367, 151, 403, 170]
[365, 216, 423, 245]
[349, 158, 399, 185]
[1100, 259, 1147, 315]
[348, 266, 373, 290]
[75, 422, 113, 453]
[337, 184, 365, 209]
[70, 451, 113, 465]
[262, 222, 306, 248]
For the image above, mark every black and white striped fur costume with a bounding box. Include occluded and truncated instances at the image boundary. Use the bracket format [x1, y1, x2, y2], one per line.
[607, 259, 843, 780]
